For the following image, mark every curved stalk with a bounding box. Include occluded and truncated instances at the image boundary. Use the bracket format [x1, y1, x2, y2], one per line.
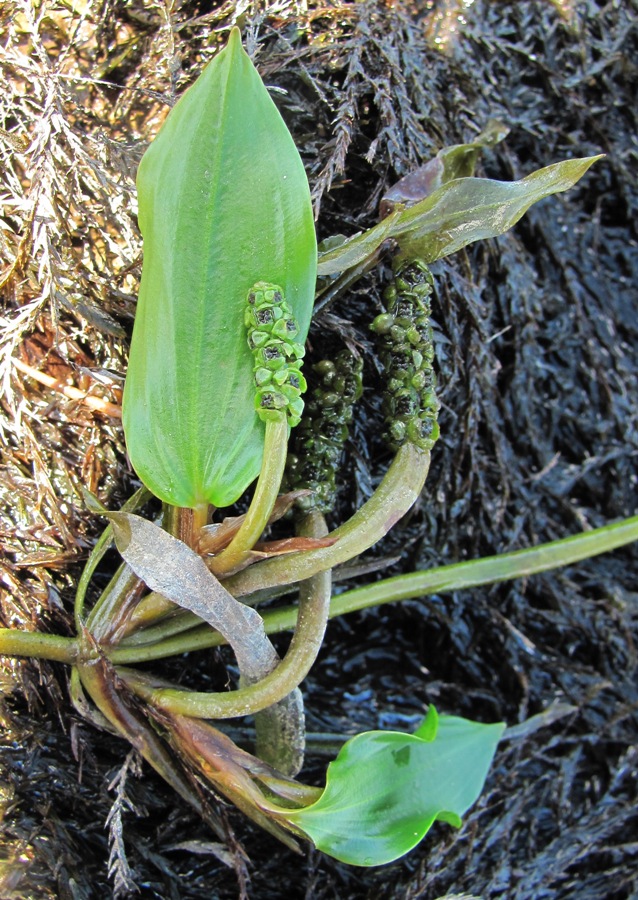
[209, 417, 289, 577]
[118, 530, 332, 719]
[254, 509, 331, 775]
[224, 442, 431, 597]
[74, 523, 115, 631]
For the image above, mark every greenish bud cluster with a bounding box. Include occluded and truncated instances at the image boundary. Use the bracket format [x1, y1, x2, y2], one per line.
[245, 282, 306, 427]
[370, 261, 440, 452]
[287, 350, 363, 513]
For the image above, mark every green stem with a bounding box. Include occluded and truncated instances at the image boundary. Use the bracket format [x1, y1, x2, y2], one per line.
[75, 485, 151, 630]
[209, 416, 289, 577]
[85, 563, 144, 645]
[118, 583, 294, 650]
[0, 629, 78, 664]
[323, 512, 638, 613]
[118, 522, 333, 718]
[116, 442, 428, 655]
[69, 666, 115, 731]
[109, 512, 638, 663]
[224, 442, 431, 597]
[74, 524, 114, 631]
[119, 604, 201, 648]
[254, 509, 331, 775]
[120, 591, 179, 639]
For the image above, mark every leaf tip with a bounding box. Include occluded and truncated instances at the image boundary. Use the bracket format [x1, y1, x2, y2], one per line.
[414, 704, 439, 742]
[228, 25, 242, 44]
[82, 487, 108, 515]
[106, 512, 133, 555]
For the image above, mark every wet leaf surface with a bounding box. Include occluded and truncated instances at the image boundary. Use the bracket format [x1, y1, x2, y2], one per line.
[106, 511, 278, 683]
[288, 710, 504, 865]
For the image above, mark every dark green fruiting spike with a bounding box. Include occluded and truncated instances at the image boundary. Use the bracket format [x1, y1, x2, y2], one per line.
[286, 350, 364, 514]
[370, 260, 440, 452]
[246, 282, 306, 427]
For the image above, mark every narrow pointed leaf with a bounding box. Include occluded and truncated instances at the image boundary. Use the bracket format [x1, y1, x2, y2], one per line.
[317, 156, 602, 277]
[123, 28, 317, 508]
[286, 712, 504, 866]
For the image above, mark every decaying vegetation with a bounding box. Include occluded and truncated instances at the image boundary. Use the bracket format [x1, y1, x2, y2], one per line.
[1, 1, 637, 897]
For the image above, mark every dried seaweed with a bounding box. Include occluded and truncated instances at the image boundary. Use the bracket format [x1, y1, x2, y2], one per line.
[106, 751, 143, 898]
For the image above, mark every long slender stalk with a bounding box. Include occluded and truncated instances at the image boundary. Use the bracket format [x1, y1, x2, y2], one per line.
[224, 442, 431, 597]
[109, 512, 638, 664]
[209, 416, 289, 577]
[74, 523, 114, 631]
[119, 582, 294, 650]
[253, 509, 331, 775]
[322, 512, 638, 614]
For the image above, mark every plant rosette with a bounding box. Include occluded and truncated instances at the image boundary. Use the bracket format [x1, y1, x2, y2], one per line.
[0, 25, 636, 876]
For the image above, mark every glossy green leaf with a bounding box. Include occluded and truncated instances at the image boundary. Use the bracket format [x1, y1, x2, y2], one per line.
[317, 156, 602, 278]
[286, 710, 504, 866]
[123, 28, 317, 509]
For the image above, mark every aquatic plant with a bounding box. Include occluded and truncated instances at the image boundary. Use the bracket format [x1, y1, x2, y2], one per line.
[1, 27, 636, 870]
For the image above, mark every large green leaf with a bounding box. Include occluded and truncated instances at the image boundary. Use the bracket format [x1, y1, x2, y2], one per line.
[286, 709, 504, 866]
[317, 156, 601, 278]
[123, 28, 317, 509]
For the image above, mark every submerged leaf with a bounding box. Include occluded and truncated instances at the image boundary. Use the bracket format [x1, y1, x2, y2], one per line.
[123, 28, 316, 509]
[317, 156, 602, 278]
[286, 711, 504, 866]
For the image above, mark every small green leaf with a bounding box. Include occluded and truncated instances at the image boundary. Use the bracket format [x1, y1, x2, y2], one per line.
[317, 156, 602, 278]
[123, 28, 316, 509]
[286, 712, 504, 866]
